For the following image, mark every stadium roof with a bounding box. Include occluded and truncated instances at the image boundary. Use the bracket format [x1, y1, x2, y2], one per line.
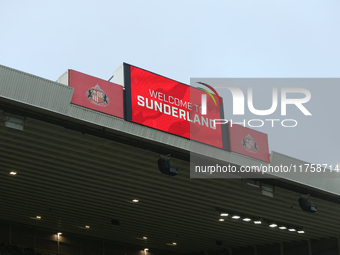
[1, 64, 340, 254]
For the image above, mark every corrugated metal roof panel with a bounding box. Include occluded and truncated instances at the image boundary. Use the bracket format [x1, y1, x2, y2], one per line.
[0, 64, 73, 113]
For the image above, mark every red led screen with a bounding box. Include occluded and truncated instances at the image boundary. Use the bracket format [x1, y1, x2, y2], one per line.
[125, 64, 225, 149]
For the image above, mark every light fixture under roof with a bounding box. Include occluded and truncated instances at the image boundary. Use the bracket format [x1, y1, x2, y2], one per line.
[144, 248, 149, 251]
[132, 199, 139, 203]
[166, 242, 178, 246]
[85, 225, 90, 229]
[136, 236, 148, 241]
[4, 113, 26, 131]
[9, 171, 17, 175]
[30, 216, 41, 220]
[57, 232, 62, 236]
[214, 207, 303, 234]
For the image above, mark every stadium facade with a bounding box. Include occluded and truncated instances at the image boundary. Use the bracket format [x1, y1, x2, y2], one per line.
[1, 63, 340, 255]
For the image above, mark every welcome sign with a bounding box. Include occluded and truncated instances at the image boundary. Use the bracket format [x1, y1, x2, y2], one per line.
[123, 64, 228, 149]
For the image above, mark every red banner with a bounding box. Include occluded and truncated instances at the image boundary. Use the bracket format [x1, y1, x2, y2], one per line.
[69, 70, 124, 118]
[128, 65, 224, 148]
[228, 123, 270, 162]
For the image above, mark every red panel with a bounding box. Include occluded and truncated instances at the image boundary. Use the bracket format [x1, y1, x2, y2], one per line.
[228, 123, 270, 162]
[69, 70, 124, 118]
[130, 66, 223, 148]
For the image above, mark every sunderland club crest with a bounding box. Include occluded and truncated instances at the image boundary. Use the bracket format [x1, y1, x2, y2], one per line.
[85, 84, 109, 107]
[242, 134, 259, 153]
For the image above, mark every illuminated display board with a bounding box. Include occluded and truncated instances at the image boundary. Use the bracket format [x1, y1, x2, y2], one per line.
[69, 69, 124, 118]
[123, 64, 228, 149]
